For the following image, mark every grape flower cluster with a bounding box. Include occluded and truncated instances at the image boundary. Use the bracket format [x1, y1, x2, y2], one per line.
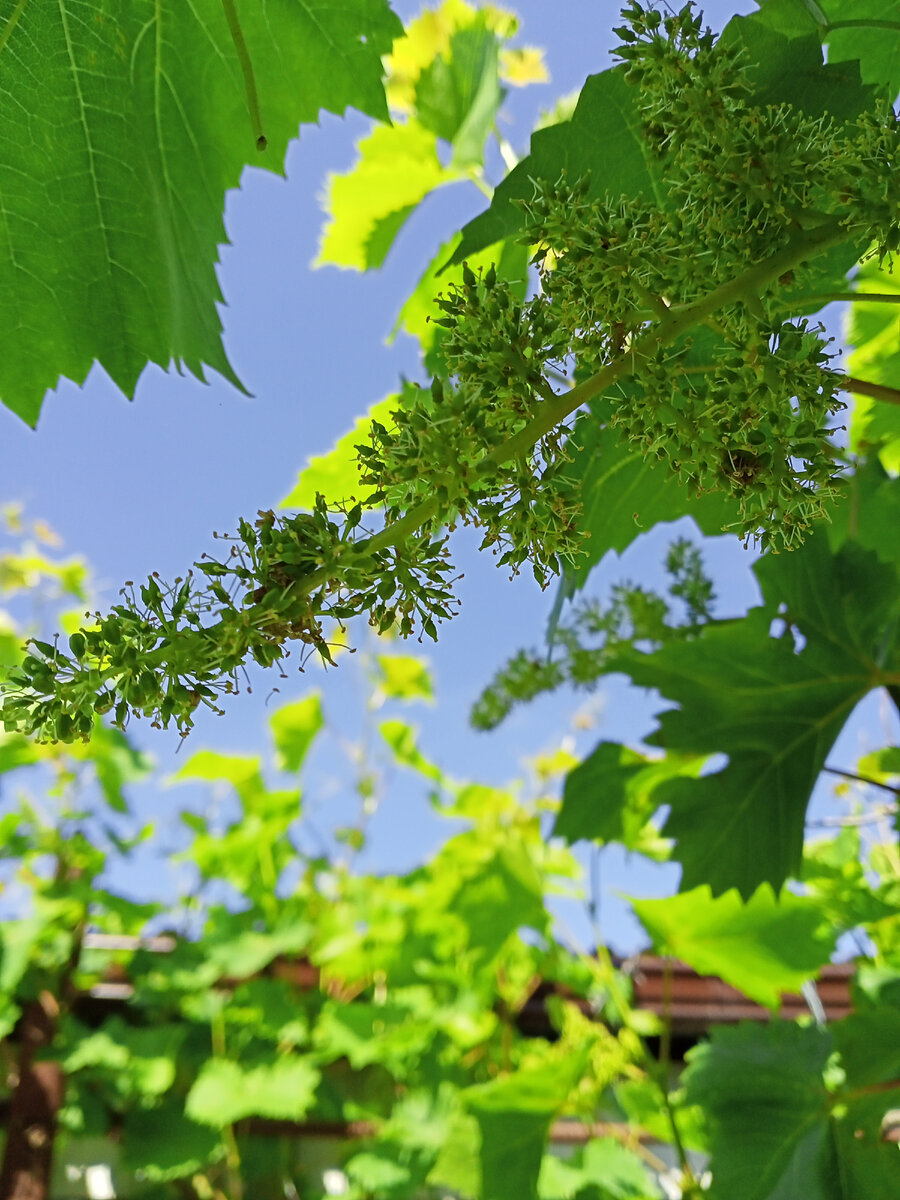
[2, 0, 898, 743]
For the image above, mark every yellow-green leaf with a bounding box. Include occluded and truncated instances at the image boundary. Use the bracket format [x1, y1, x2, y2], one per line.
[375, 654, 434, 702]
[632, 884, 836, 1009]
[270, 693, 324, 772]
[316, 122, 456, 271]
[279, 395, 396, 510]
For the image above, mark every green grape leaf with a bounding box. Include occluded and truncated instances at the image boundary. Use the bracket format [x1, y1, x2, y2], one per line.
[564, 416, 739, 590]
[375, 654, 435, 702]
[752, 0, 900, 112]
[830, 1010, 900, 1199]
[609, 535, 900, 897]
[452, 66, 665, 262]
[449, 842, 547, 961]
[0, 732, 43, 776]
[414, 19, 504, 168]
[631, 885, 836, 1009]
[858, 744, 900, 778]
[186, 1055, 320, 1126]
[539, 1137, 662, 1200]
[313, 998, 435, 1071]
[428, 1112, 482, 1199]
[464, 1053, 590, 1200]
[380, 718, 444, 782]
[685, 1016, 900, 1200]
[720, 17, 874, 120]
[845, 258, 900, 473]
[823, 0, 900, 98]
[279, 393, 399, 510]
[269, 692, 324, 772]
[683, 1022, 834, 1200]
[345, 1152, 412, 1192]
[173, 750, 264, 800]
[751, 0, 823, 38]
[65, 723, 152, 814]
[454, 16, 874, 264]
[828, 462, 900, 570]
[121, 1097, 221, 1182]
[204, 923, 313, 978]
[555, 742, 704, 853]
[316, 121, 457, 270]
[614, 1078, 708, 1154]
[0, 0, 402, 424]
[802, 826, 900, 929]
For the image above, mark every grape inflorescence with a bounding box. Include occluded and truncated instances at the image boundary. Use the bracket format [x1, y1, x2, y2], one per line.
[3, 1, 897, 743]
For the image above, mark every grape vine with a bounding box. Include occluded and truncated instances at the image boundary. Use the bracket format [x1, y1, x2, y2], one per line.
[2, 1, 898, 744]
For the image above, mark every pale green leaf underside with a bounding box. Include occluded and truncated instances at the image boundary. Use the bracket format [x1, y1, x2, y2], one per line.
[0, 0, 402, 424]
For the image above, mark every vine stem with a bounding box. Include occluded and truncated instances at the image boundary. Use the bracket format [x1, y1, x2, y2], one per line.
[220, 0, 267, 150]
[841, 376, 900, 406]
[776, 291, 900, 309]
[130, 218, 847, 678]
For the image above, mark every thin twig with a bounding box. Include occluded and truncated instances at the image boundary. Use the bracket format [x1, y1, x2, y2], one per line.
[808, 808, 898, 828]
[822, 765, 900, 796]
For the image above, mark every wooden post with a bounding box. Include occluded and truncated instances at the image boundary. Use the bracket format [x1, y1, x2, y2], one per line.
[0, 996, 65, 1200]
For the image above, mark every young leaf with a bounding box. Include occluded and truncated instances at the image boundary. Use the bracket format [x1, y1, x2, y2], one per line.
[279, 395, 398, 509]
[269, 692, 324, 772]
[375, 654, 434, 702]
[316, 121, 456, 270]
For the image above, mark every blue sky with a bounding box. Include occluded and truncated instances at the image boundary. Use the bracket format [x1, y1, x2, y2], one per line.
[2, 0, 891, 953]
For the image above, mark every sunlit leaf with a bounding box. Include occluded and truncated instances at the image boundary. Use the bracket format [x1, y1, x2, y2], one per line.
[316, 121, 456, 271]
[380, 718, 444, 782]
[375, 654, 434, 702]
[279, 395, 398, 510]
[846, 257, 900, 473]
[186, 1055, 320, 1126]
[610, 535, 900, 896]
[270, 692, 324, 773]
[632, 885, 836, 1009]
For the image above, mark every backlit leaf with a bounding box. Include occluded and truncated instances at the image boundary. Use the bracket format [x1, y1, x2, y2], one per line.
[0, 0, 402, 423]
[610, 535, 900, 896]
[375, 654, 434, 702]
[279, 395, 398, 510]
[270, 692, 324, 773]
[316, 121, 456, 270]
